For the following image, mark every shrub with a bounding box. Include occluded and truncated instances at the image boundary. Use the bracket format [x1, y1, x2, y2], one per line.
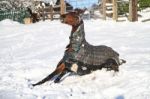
[138, 0, 150, 10]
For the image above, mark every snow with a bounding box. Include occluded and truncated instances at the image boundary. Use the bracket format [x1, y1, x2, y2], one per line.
[0, 18, 150, 99]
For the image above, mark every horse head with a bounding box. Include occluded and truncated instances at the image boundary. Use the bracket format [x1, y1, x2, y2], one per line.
[60, 9, 86, 26]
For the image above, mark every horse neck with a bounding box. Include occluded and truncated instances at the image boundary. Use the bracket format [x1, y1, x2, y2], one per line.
[71, 21, 85, 39]
[69, 21, 87, 52]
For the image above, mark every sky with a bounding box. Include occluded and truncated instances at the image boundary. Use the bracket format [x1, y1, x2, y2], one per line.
[44, 0, 100, 8]
[65, 0, 99, 8]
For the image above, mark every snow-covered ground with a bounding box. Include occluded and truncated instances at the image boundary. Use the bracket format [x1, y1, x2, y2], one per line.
[0, 18, 150, 99]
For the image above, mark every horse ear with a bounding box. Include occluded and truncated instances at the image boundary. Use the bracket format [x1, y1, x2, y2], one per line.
[74, 8, 86, 15]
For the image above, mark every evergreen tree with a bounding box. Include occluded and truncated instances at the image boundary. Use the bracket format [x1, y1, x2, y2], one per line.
[0, 0, 34, 11]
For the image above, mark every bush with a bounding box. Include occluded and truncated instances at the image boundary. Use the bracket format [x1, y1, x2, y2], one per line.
[117, 0, 150, 15]
[0, 0, 34, 11]
[118, 2, 129, 15]
[138, 0, 150, 10]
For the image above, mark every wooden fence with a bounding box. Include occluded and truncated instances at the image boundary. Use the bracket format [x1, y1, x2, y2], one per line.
[102, 0, 138, 22]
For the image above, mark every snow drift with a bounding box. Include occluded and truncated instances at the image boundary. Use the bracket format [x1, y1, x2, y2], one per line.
[0, 19, 150, 99]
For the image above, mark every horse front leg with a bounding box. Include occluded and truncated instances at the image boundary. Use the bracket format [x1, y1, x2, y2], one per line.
[32, 61, 65, 86]
[54, 70, 68, 83]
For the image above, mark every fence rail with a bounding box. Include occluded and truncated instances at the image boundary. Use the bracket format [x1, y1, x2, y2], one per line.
[0, 8, 30, 23]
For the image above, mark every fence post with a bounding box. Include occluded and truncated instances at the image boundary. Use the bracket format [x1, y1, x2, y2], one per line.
[129, 0, 138, 22]
[113, 0, 118, 21]
[42, 6, 45, 21]
[50, 5, 53, 20]
[102, 0, 106, 20]
[60, 0, 66, 15]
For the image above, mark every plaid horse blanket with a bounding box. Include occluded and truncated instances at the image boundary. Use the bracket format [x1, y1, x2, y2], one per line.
[62, 23, 121, 74]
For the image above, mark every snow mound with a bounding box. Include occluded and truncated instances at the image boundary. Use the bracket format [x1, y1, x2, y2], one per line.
[0, 19, 150, 99]
[0, 19, 21, 26]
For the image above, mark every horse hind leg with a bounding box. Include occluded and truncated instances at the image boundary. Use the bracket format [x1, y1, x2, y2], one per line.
[104, 58, 119, 72]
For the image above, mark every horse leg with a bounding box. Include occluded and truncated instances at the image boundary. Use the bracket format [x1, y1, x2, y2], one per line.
[54, 70, 68, 83]
[32, 61, 65, 86]
[104, 59, 119, 72]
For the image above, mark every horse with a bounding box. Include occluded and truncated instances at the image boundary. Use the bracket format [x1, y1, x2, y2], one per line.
[27, 7, 39, 23]
[32, 9, 126, 86]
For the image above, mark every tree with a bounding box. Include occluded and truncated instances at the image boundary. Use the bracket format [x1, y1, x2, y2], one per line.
[0, 0, 34, 11]
[138, 0, 150, 10]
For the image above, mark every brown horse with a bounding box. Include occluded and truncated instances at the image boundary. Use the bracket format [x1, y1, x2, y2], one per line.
[32, 9, 126, 86]
[27, 7, 39, 23]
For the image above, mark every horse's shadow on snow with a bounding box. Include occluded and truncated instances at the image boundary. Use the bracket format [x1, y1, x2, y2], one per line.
[116, 95, 125, 99]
